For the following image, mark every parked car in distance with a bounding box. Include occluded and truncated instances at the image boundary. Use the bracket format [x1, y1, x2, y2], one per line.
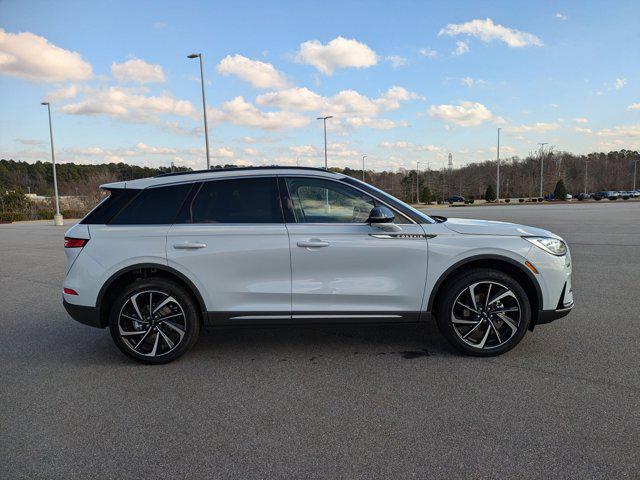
[446, 195, 465, 203]
[63, 167, 574, 363]
[575, 193, 591, 200]
[594, 191, 618, 200]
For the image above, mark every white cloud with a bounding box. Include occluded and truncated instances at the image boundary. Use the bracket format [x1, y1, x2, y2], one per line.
[216, 54, 289, 89]
[628, 103, 640, 111]
[345, 117, 398, 129]
[60, 87, 196, 122]
[459, 76, 487, 87]
[379, 141, 442, 152]
[419, 47, 437, 58]
[596, 124, 640, 137]
[295, 36, 378, 75]
[290, 142, 358, 158]
[439, 18, 543, 48]
[243, 147, 260, 156]
[615, 78, 627, 90]
[212, 147, 235, 158]
[428, 101, 495, 127]
[45, 84, 78, 101]
[573, 117, 589, 123]
[257, 86, 421, 117]
[575, 127, 593, 133]
[210, 96, 310, 130]
[15, 138, 45, 146]
[555, 13, 568, 21]
[111, 58, 165, 83]
[453, 41, 470, 56]
[386, 55, 407, 68]
[506, 122, 561, 133]
[0, 28, 93, 82]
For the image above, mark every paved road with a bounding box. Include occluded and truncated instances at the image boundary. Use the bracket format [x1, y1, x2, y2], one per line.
[1, 202, 639, 479]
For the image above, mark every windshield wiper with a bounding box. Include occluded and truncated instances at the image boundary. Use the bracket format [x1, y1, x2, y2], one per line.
[431, 215, 448, 223]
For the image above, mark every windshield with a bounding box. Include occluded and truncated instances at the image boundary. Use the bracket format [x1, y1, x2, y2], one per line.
[342, 176, 435, 224]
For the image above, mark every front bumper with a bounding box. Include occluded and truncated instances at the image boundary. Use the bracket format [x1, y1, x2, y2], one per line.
[63, 300, 105, 328]
[537, 302, 574, 324]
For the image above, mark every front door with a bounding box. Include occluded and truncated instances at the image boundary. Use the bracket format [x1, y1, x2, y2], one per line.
[282, 176, 429, 321]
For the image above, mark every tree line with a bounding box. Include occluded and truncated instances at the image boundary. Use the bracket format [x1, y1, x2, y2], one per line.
[1, 149, 638, 207]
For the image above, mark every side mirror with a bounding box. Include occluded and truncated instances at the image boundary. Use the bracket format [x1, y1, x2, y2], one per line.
[367, 206, 395, 224]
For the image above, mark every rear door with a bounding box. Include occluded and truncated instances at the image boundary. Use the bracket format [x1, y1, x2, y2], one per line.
[166, 176, 291, 320]
[282, 176, 429, 321]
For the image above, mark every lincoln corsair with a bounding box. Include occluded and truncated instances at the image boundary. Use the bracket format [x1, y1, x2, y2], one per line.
[63, 167, 573, 363]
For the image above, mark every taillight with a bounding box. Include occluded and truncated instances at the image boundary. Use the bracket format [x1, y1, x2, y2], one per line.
[64, 237, 89, 248]
[63, 287, 79, 295]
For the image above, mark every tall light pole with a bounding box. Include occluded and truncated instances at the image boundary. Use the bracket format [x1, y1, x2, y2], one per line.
[416, 161, 425, 204]
[187, 53, 211, 169]
[496, 127, 501, 201]
[633, 159, 638, 191]
[41, 102, 63, 226]
[316, 116, 333, 168]
[361, 155, 367, 181]
[538, 142, 548, 197]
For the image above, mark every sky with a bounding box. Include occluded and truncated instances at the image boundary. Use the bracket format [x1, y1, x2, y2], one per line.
[1, 0, 639, 172]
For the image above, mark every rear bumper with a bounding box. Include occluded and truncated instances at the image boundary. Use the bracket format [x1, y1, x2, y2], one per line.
[537, 303, 573, 325]
[63, 300, 105, 328]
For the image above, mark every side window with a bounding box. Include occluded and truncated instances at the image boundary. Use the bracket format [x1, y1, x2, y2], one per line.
[188, 177, 282, 224]
[109, 183, 192, 225]
[285, 177, 376, 223]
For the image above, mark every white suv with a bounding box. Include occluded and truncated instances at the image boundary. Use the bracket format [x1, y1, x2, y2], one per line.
[63, 167, 573, 363]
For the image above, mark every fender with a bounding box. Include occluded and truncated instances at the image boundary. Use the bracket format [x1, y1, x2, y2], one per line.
[96, 262, 207, 317]
[425, 253, 543, 314]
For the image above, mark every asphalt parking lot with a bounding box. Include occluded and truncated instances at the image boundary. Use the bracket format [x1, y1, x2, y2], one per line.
[1, 202, 639, 479]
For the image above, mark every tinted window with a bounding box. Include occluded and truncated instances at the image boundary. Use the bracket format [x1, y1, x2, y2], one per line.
[81, 188, 138, 224]
[188, 177, 282, 224]
[110, 183, 192, 225]
[285, 177, 376, 223]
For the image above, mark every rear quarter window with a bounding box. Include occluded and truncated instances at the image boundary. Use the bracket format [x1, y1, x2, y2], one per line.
[81, 189, 138, 225]
[109, 183, 192, 225]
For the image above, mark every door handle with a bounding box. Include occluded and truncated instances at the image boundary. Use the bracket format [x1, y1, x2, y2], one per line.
[173, 242, 207, 249]
[297, 239, 330, 248]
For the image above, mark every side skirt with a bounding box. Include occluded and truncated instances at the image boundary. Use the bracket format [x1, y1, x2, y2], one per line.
[206, 311, 428, 326]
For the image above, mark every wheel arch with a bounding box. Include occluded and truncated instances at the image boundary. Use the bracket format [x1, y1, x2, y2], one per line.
[427, 255, 543, 329]
[97, 263, 207, 327]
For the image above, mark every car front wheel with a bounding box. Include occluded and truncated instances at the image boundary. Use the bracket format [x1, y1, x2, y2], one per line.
[436, 269, 531, 356]
[109, 278, 200, 364]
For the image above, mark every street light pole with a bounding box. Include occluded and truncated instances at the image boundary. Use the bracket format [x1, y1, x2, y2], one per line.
[633, 159, 638, 191]
[188, 53, 211, 169]
[538, 142, 548, 197]
[316, 116, 333, 168]
[496, 127, 501, 202]
[41, 102, 63, 226]
[416, 161, 424, 204]
[362, 155, 367, 181]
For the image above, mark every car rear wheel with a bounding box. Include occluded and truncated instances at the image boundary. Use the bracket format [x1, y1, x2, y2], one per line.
[109, 278, 200, 364]
[436, 269, 531, 356]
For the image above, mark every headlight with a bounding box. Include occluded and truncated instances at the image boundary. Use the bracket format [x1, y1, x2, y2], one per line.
[523, 236, 567, 256]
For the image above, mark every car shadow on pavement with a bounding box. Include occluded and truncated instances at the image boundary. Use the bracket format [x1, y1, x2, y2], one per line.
[190, 321, 456, 360]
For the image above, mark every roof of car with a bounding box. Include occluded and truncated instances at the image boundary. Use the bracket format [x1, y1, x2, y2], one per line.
[101, 166, 345, 189]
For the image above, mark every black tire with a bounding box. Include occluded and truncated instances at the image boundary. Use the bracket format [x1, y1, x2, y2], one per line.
[435, 268, 531, 356]
[109, 277, 200, 364]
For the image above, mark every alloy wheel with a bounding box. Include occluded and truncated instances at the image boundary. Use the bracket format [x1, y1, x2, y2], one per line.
[117, 290, 187, 357]
[450, 281, 521, 350]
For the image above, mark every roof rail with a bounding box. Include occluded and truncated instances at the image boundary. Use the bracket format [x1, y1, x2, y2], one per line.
[155, 165, 331, 178]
